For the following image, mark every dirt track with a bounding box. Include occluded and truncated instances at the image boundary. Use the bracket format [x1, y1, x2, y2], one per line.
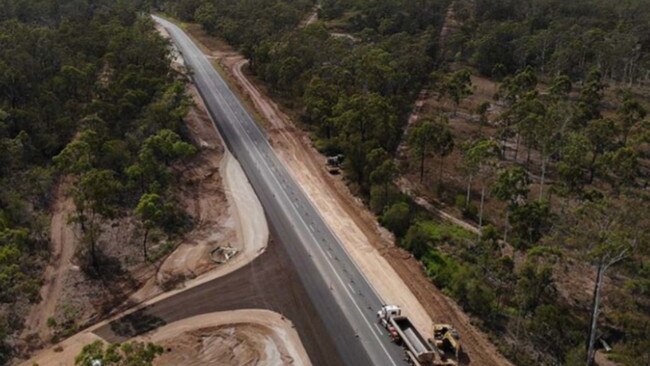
[299, 5, 319, 28]
[208, 42, 513, 366]
[22, 181, 76, 341]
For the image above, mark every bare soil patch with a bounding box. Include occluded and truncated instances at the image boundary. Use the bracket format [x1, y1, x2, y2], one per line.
[22, 310, 311, 366]
[21, 180, 76, 342]
[148, 311, 310, 366]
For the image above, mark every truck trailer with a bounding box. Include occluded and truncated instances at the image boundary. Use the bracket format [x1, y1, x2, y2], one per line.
[377, 305, 459, 366]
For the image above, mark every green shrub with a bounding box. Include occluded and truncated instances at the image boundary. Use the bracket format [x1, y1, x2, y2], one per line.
[422, 248, 498, 318]
[402, 220, 474, 260]
[418, 221, 474, 243]
[402, 224, 430, 259]
[464, 279, 497, 317]
[454, 194, 466, 209]
[462, 203, 478, 220]
[370, 184, 402, 214]
[564, 346, 587, 366]
[422, 249, 462, 289]
[381, 202, 411, 237]
[46, 317, 57, 328]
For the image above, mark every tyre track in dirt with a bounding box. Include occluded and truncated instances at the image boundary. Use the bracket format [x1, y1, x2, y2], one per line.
[22, 180, 76, 342]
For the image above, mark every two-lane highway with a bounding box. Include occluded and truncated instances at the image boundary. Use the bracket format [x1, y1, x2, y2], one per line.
[153, 15, 408, 366]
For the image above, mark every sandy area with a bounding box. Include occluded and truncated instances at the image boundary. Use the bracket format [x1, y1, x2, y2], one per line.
[595, 351, 618, 366]
[157, 76, 269, 293]
[123, 24, 268, 305]
[23, 310, 310, 366]
[147, 310, 310, 366]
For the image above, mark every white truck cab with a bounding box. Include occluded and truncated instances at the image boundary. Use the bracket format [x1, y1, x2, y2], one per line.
[377, 304, 401, 318]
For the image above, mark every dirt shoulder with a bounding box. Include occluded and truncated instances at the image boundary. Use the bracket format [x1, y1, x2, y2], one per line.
[180, 23, 513, 366]
[229, 56, 432, 331]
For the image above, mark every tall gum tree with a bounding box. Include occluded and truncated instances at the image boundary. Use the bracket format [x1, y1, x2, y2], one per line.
[559, 199, 648, 366]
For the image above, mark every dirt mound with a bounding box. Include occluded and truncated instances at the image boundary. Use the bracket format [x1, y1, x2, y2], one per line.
[155, 325, 282, 365]
[147, 310, 309, 366]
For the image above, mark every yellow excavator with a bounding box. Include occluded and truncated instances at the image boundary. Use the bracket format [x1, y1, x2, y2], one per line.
[431, 323, 461, 365]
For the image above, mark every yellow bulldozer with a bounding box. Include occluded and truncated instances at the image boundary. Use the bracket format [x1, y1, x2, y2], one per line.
[430, 323, 461, 365]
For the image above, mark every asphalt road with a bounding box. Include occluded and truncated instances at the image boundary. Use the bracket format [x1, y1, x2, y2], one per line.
[95, 238, 344, 365]
[152, 15, 408, 366]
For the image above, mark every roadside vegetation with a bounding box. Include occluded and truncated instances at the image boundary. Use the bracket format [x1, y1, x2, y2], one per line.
[162, 0, 649, 365]
[74, 340, 163, 366]
[0, 0, 196, 362]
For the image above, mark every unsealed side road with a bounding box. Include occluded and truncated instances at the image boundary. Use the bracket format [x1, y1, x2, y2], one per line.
[152, 16, 407, 366]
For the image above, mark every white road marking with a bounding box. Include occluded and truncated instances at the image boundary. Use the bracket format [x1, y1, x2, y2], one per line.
[156, 17, 399, 366]
[374, 323, 384, 336]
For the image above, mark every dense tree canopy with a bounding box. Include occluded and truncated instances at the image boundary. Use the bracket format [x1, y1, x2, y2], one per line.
[0, 0, 194, 362]
[451, 0, 650, 82]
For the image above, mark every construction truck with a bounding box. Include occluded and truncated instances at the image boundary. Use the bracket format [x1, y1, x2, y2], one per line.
[377, 305, 460, 366]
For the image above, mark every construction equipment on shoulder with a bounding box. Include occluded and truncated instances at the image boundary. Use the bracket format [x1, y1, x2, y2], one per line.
[377, 305, 460, 366]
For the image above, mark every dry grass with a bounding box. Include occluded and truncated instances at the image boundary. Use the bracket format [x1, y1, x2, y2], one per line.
[403, 71, 649, 233]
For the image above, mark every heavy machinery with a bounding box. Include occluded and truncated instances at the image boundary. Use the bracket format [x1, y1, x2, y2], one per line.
[431, 323, 461, 362]
[377, 305, 460, 366]
[326, 154, 345, 167]
[326, 154, 344, 175]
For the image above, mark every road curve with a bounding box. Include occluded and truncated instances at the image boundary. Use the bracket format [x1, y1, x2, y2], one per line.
[152, 15, 408, 366]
